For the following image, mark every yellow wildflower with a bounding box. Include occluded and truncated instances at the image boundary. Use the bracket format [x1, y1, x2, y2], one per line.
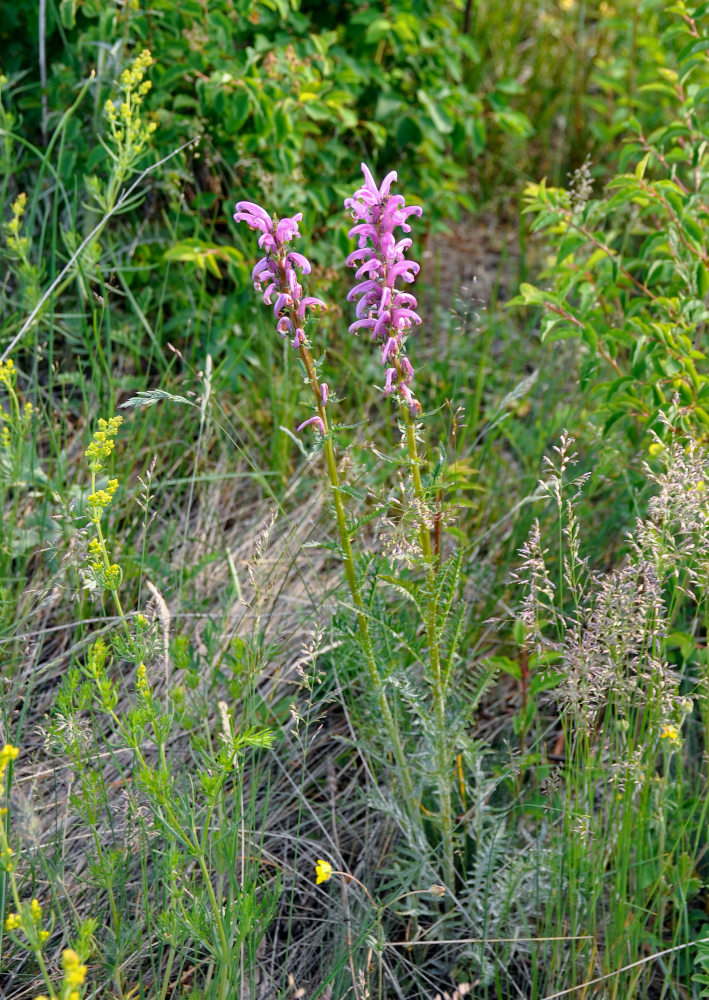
[61, 948, 87, 988]
[0, 744, 18, 769]
[661, 724, 680, 743]
[5, 911, 20, 931]
[315, 859, 332, 884]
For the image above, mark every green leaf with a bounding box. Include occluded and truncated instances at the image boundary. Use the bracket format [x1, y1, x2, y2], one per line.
[364, 17, 393, 43]
[417, 89, 454, 134]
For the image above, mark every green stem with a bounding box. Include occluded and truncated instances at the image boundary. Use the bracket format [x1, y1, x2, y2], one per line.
[90, 470, 134, 653]
[397, 389, 455, 890]
[196, 850, 230, 1000]
[297, 344, 415, 802]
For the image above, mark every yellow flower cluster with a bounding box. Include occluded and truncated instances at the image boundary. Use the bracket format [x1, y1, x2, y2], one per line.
[0, 361, 33, 453]
[104, 49, 158, 154]
[136, 663, 151, 700]
[5, 911, 20, 931]
[62, 947, 88, 993]
[0, 742, 18, 816]
[85, 416, 122, 473]
[87, 478, 119, 512]
[660, 723, 681, 746]
[0, 358, 16, 388]
[0, 745, 18, 872]
[87, 536, 122, 590]
[5, 192, 29, 255]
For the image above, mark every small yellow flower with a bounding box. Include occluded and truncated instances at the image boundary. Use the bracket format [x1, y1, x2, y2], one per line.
[0, 744, 19, 770]
[61, 948, 87, 988]
[30, 898, 42, 920]
[697, 480, 706, 493]
[660, 724, 681, 747]
[315, 859, 332, 884]
[5, 911, 20, 931]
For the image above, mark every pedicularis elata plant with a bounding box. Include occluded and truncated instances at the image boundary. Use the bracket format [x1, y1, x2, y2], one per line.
[235, 165, 462, 889]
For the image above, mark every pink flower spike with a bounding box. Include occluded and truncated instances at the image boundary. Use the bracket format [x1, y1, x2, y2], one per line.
[297, 415, 326, 435]
[345, 162, 423, 412]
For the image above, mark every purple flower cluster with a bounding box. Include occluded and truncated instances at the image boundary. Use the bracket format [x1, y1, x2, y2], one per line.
[345, 164, 423, 416]
[233, 201, 326, 351]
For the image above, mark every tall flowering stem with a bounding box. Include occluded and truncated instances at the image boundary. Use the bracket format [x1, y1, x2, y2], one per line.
[345, 165, 454, 889]
[234, 200, 414, 801]
[344, 165, 433, 564]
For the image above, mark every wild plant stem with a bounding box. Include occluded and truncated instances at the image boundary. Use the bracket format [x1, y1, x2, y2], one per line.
[297, 343, 414, 801]
[399, 395, 455, 890]
[90, 470, 134, 654]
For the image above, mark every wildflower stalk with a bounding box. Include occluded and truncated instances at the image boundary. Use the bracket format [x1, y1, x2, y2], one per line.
[297, 343, 414, 801]
[84, 417, 135, 655]
[345, 164, 455, 887]
[234, 201, 415, 803]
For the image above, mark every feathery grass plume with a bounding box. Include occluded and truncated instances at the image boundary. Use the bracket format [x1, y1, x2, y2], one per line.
[509, 431, 704, 993]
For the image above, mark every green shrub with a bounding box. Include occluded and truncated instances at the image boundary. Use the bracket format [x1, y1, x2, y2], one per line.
[512, 3, 709, 446]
